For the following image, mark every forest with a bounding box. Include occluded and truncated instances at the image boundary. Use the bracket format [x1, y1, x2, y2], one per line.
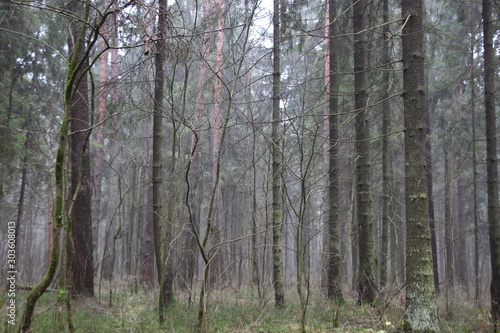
[1, 0, 499, 331]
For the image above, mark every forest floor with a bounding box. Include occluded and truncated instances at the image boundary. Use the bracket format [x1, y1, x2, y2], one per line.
[3, 284, 494, 332]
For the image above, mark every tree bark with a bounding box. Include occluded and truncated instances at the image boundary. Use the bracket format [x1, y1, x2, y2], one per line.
[401, 0, 440, 330]
[67, 0, 94, 297]
[152, 0, 172, 323]
[272, 0, 285, 308]
[380, 0, 394, 289]
[444, 137, 453, 317]
[326, 0, 341, 300]
[482, 0, 500, 329]
[470, 20, 481, 304]
[426, 108, 439, 294]
[353, 0, 377, 305]
[93, 15, 108, 275]
[19, 3, 91, 330]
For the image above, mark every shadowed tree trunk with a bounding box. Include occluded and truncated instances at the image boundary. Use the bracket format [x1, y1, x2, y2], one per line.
[482, 0, 500, 329]
[353, 0, 377, 305]
[380, 0, 394, 289]
[426, 108, 439, 294]
[401, 0, 440, 330]
[326, 0, 341, 300]
[444, 135, 453, 317]
[68, 16, 94, 297]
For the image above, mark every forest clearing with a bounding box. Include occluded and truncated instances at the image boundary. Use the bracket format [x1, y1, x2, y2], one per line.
[1, 0, 499, 331]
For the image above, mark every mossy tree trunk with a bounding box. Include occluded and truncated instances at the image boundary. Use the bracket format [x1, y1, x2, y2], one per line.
[401, 0, 440, 331]
[18, 4, 90, 331]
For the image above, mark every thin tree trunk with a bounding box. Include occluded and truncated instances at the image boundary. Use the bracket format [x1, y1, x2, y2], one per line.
[209, 0, 225, 287]
[272, 0, 285, 308]
[380, 0, 394, 289]
[93, 17, 108, 272]
[470, 20, 481, 305]
[140, 149, 155, 287]
[152, 0, 169, 323]
[426, 110, 439, 294]
[444, 138, 453, 317]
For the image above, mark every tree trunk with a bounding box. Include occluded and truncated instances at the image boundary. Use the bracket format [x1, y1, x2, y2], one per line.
[68, 0, 94, 297]
[93, 16, 108, 275]
[426, 109, 439, 294]
[470, 20, 481, 304]
[209, 0, 226, 287]
[454, 178, 468, 289]
[140, 149, 156, 287]
[444, 138, 453, 317]
[19, 3, 91, 330]
[326, 0, 341, 300]
[272, 0, 285, 308]
[152, 0, 170, 323]
[380, 0, 394, 289]
[353, 0, 377, 305]
[401, 0, 440, 330]
[482, 0, 500, 329]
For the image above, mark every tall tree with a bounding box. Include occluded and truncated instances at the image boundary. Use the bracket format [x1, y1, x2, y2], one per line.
[469, 10, 480, 304]
[482, 0, 500, 329]
[380, 0, 395, 289]
[326, 0, 341, 300]
[209, 0, 226, 286]
[444, 132, 453, 317]
[19, 1, 93, 329]
[272, 0, 285, 308]
[353, 0, 377, 305]
[401, 0, 440, 330]
[152, 0, 172, 323]
[93, 0, 110, 274]
[68, 0, 94, 296]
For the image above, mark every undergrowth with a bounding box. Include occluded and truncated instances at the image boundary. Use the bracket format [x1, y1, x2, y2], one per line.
[1, 285, 492, 332]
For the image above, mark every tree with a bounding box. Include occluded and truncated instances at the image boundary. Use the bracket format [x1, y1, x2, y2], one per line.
[151, 0, 174, 323]
[326, 0, 342, 300]
[401, 0, 440, 330]
[68, 0, 94, 297]
[272, 0, 285, 308]
[353, 0, 377, 305]
[482, 0, 500, 329]
[19, 2, 91, 329]
[380, 0, 395, 289]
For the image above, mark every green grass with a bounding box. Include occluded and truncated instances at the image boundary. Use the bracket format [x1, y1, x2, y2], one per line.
[2, 286, 493, 332]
